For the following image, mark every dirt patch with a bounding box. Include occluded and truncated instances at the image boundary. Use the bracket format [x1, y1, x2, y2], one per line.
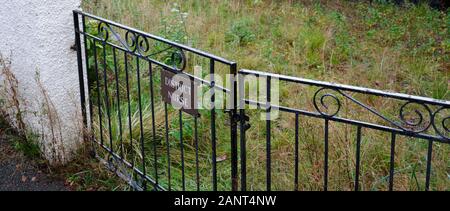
[0, 135, 69, 191]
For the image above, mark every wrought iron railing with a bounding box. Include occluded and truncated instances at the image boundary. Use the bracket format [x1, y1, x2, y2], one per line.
[74, 11, 449, 191]
[238, 69, 449, 191]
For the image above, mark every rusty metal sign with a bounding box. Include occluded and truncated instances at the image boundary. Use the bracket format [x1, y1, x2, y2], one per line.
[161, 68, 199, 116]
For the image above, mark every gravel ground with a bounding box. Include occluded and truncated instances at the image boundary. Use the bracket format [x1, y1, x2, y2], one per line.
[0, 135, 69, 191]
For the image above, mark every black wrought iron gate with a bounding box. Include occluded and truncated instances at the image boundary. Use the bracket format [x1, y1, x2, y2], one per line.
[73, 10, 238, 191]
[74, 11, 449, 191]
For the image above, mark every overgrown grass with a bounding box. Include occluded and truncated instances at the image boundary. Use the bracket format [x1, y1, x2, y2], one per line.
[82, 0, 449, 191]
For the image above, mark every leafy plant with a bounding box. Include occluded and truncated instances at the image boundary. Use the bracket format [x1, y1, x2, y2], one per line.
[225, 18, 256, 46]
[12, 132, 41, 159]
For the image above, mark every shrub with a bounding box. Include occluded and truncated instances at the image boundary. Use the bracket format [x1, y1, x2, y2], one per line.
[225, 18, 256, 46]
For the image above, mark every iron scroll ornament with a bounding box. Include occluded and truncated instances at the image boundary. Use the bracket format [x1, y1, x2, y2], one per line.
[432, 107, 450, 140]
[313, 88, 449, 141]
[313, 88, 342, 117]
[96, 20, 187, 72]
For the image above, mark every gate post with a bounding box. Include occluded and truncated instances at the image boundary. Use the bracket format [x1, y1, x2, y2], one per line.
[73, 12, 87, 132]
[237, 70, 251, 191]
[230, 63, 238, 191]
[238, 72, 246, 191]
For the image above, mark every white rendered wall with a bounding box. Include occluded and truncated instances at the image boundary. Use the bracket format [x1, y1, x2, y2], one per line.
[0, 0, 84, 164]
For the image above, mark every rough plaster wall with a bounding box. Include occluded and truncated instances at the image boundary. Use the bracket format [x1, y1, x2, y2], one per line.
[0, 0, 84, 164]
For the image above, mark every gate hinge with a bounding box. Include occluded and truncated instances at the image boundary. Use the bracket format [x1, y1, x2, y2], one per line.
[70, 43, 78, 51]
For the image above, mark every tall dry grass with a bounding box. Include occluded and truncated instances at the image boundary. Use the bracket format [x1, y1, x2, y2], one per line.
[82, 0, 449, 191]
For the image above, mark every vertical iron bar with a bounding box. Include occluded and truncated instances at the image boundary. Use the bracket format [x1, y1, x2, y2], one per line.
[112, 48, 124, 159]
[389, 132, 396, 191]
[93, 40, 104, 146]
[124, 52, 134, 169]
[164, 103, 171, 191]
[355, 126, 362, 191]
[230, 63, 238, 191]
[194, 116, 200, 191]
[102, 41, 113, 154]
[425, 140, 433, 191]
[294, 113, 299, 191]
[124, 52, 138, 190]
[324, 119, 329, 191]
[149, 62, 158, 190]
[73, 12, 87, 129]
[179, 110, 185, 191]
[136, 57, 147, 190]
[239, 74, 247, 191]
[81, 14, 96, 156]
[266, 76, 271, 191]
[210, 59, 217, 191]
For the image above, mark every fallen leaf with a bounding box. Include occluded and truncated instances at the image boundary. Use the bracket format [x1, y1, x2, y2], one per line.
[21, 176, 27, 182]
[216, 155, 227, 162]
[31, 177, 37, 182]
[375, 81, 381, 86]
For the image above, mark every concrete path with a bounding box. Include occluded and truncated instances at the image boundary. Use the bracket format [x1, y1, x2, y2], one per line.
[0, 135, 69, 191]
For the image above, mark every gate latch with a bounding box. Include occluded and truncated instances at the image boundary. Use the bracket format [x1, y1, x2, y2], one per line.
[232, 112, 251, 132]
[225, 110, 251, 131]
